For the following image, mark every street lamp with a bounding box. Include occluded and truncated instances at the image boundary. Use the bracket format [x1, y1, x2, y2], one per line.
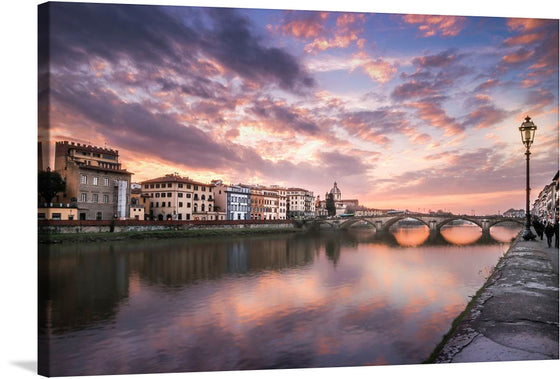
[519, 115, 537, 240]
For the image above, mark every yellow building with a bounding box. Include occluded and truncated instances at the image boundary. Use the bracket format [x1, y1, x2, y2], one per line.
[141, 174, 224, 221]
[38, 204, 79, 220]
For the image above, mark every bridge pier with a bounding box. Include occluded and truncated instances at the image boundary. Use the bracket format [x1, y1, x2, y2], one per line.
[481, 219, 490, 234]
[429, 220, 438, 231]
[375, 220, 383, 233]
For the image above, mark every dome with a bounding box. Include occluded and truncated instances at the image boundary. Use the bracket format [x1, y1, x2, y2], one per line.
[330, 182, 341, 194]
[329, 182, 342, 201]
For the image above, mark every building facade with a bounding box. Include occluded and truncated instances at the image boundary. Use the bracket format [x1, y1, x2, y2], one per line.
[317, 182, 359, 216]
[141, 174, 224, 221]
[54, 141, 132, 220]
[286, 188, 314, 218]
[226, 185, 251, 220]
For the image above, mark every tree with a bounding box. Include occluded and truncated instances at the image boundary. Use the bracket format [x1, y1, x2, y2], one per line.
[38, 169, 66, 204]
[326, 193, 336, 216]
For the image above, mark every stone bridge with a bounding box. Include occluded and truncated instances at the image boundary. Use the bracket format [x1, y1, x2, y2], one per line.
[306, 213, 524, 233]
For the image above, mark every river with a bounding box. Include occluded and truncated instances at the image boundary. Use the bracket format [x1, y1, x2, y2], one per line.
[38, 222, 521, 376]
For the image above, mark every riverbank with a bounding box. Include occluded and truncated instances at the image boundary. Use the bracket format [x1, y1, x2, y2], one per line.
[426, 232, 559, 363]
[39, 225, 300, 244]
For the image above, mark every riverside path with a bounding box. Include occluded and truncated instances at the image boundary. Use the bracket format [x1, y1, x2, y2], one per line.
[432, 232, 559, 363]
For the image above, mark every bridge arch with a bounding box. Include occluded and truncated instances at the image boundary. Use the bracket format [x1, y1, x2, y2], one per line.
[380, 216, 431, 232]
[339, 217, 379, 230]
[487, 218, 525, 229]
[436, 217, 483, 231]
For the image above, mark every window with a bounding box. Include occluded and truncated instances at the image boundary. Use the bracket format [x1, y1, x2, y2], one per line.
[144, 184, 149, 189]
[178, 193, 183, 198]
[104, 178, 109, 186]
[187, 184, 191, 189]
[179, 202, 183, 207]
[167, 183, 172, 188]
[150, 202, 154, 208]
[96, 212, 102, 220]
[178, 183, 183, 188]
[80, 175, 87, 184]
[80, 193, 87, 202]
[68, 214, 74, 220]
[178, 214, 182, 220]
[162, 202, 165, 207]
[93, 176, 99, 185]
[161, 193, 166, 198]
[38, 213, 46, 220]
[187, 203, 191, 208]
[103, 194, 109, 203]
[156, 184, 160, 188]
[167, 193, 172, 197]
[186, 194, 191, 198]
[155, 193, 160, 198]
[168, 202, 171, 207]
[150, 184, 154, 188]
[92, 194, 99, 203]
[52, 213, 61, 220]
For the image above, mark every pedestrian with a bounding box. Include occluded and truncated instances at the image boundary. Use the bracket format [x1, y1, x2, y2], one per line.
[544, 221, 555, 248]
[554, 217, 559, 249]
[533, 217, 544, 240]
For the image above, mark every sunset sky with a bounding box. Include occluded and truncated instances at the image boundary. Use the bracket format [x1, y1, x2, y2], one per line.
[38, 1, 559, 215]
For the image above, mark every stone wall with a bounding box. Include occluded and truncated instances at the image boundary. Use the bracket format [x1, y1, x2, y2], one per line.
[38, 219, 296, 234]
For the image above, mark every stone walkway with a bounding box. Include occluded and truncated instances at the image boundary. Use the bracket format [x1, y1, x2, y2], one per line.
[434, 233, 559, 363]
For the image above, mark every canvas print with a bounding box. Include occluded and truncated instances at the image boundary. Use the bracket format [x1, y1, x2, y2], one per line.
[38, 1, 559, 377]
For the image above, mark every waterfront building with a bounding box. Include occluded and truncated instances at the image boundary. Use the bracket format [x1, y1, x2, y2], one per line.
[247, 186, 265, 220]
[354, 207, 384, 217]
[286, 188, 314, 218]
[38, 203, 78, 220]
[226, 185, 251, 220]
[503, 208, 525, 218]
[269, 185, 287, 220]
[54, 141, 132, 220]
[262, 187, 279, 220]
[531, 171, 559, 221]
[141, 174, 222, 221]
[317, 182, 359, 216]
[130, 187, 149, 220]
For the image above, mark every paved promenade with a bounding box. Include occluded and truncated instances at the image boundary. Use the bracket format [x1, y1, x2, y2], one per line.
[434, 232, 559, 363]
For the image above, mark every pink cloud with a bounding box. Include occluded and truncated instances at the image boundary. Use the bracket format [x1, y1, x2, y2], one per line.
[506, 18, 551, 32]
[304, 13, 367, 53]
[403, 15, 466, 38]
[409, 101, 464, 137]
[501, 48, 534, 64]
[351, 51, 398, 83]
[279, 11, 328, 38]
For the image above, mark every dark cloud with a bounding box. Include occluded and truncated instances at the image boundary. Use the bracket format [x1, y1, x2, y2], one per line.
[392, 49, 470, 103]
[203, 8, 315, 92]
[41, 3, 314, 94]
[340, 109, 412, 144]
[248, 98, 321, 135]
[317, 151, 369, 177]
[50, 81, 240, 170]
[412, 49, 460, 69]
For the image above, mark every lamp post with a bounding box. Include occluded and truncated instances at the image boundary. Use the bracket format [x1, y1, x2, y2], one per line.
[519, 115, 537, 240]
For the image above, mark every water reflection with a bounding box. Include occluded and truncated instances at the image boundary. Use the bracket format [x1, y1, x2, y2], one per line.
[39, 226, 517, 376]
[391, 225, 430, 246]
[490, 223, 522, 243]
[440, 223, 483, 245]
